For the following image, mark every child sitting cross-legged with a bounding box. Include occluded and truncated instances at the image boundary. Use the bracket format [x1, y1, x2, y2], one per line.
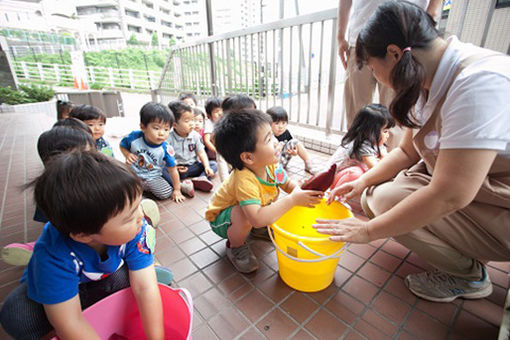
[205, 109, 323, 273]
[120, 102, 191, 203]
[0, 151, 164, 340]
[168, 101, 215, 193]
[70, 104, 114, 157]
[267, 106, 318, 174]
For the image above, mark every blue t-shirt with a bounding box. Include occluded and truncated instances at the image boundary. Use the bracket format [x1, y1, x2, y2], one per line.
[120, 130, 176, 180]
[21, 220, 155, 305]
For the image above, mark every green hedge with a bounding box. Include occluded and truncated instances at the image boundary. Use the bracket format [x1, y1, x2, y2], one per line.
[0, 84, 54, 105]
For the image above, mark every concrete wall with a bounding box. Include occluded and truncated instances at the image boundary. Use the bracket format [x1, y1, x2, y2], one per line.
[0, 37, 18, 89]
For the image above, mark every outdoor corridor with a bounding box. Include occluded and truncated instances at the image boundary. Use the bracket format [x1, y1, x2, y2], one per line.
[0, 111, 508, 339]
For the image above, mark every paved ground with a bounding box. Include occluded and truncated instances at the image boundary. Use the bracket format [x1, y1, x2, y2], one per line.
[0, 111, 508, 339]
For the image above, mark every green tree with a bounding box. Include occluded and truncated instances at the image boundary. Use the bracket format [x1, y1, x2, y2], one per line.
[151, 32, 158, 47]
[128, 34, 138, 45]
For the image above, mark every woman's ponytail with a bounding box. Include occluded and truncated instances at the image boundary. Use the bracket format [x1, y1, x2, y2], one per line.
[390, 50, 424, 128]
[355, 1, 438, 128]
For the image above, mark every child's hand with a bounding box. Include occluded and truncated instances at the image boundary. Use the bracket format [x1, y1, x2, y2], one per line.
[204, 166, 214, 177]
[287, 146, 298, 156]
[290, 187, 323, 208]
[125, 153, 138, 165]
[177, 166, 188, 173]
[172, 190, 186, 203]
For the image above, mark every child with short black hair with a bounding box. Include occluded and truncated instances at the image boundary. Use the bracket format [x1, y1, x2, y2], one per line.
[70, 104, 114, 157]
[120, 102, 191, 202]
[203, 97, 222, 158]
[56, 100, 73, 120]
[205, 109, 323, 273]
[168, 101, 215, 193]
[192, 107, 206, 138]
[0, 151, 164, 339]
[179, 92, 197, 107]
[221, 94, 256, 113]
[267, 106, 317, 174]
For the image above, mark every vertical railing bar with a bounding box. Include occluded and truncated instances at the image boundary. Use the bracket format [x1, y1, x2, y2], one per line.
[272, 29, 276, 108]
[238, 36, 243, 94]
[316, 20, 325, 127]
[279, 27, 284, 107]
[265, 30, 269, 110]
[325, 18, 338, 136]
[288, 26, 293, 119]
[480, 0, 497, 47]
[226, 38, 233, 95]
[297, 23, 303, 123]
[215, 41, 222, 96]
[306, 22, 313, 125]
[257, 32, 262, 109]
[245, 35, 249, 96]
[179, 49, 185, 91]
[232, 37, 238, 94]
[221, 40, 228, 96]
[198, 44, 206, 97]
[251, 34, 255, 99]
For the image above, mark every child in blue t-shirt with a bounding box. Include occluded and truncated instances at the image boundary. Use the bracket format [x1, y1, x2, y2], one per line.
[120, 102, 191, 203]
[70, 104, 114, 157]
[0, 151, 164, 340]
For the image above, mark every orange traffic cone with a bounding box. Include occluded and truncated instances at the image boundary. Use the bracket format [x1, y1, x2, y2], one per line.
[73, 77, 79, 88]
[80, 79, 88, 90]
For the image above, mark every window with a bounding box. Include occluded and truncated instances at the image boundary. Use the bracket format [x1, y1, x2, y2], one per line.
[144, 15, 156, 22]
[127, 25, 141, 32]
[161, 20, 172, 28]
[143, 1, 154, 9]
[125, 9, 139, 18]
[4, 13, 8, 22]
[192, 11, 199, 15]
[496, 0, 510, 8]
[160, 7, 170, 14]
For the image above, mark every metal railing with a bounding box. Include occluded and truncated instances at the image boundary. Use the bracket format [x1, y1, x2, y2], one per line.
[12, 61, 162, 91]
[153, 8, 346, 136]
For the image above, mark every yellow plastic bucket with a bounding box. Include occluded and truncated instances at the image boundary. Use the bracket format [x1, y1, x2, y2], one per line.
[269, 199, 353, 292]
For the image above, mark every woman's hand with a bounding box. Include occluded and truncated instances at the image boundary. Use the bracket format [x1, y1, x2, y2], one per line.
[313, 218, 371, 243]
[327, 178, 368, 204]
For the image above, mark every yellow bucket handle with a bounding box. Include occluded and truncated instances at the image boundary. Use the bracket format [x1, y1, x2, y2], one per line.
[268, 226, 348, 263]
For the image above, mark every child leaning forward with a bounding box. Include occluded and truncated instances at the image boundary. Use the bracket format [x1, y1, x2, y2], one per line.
[205, 109, 323, 273]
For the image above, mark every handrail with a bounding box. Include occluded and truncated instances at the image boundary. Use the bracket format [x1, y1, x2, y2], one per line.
[170, 8, 338, 49]
[154, 8, 345, 136]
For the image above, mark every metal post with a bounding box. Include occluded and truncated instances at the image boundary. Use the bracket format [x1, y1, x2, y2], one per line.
[325, 19, 338, 136]
[205, 0, 218, 96]
[456, 0, 469, 39]
[143, 53, 152, 89]
[480, 0, 497, 48]
[114, 52, 123, 85]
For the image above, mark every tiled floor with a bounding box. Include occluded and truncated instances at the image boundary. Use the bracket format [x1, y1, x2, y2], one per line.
[0, 112, 509, 340]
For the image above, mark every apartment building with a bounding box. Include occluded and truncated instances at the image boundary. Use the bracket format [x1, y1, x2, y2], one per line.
[75, 0, 206, 49]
